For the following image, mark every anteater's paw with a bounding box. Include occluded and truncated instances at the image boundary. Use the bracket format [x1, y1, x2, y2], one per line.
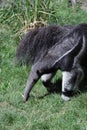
[61, 94, 71, 101]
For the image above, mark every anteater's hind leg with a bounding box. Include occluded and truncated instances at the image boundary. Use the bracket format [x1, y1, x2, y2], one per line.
[41, 72, 56, 92]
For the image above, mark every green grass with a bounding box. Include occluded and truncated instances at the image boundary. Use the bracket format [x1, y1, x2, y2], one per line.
[0, 0, 87, 130]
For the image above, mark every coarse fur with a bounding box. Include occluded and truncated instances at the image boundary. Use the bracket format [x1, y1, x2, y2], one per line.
[16, 25, 74, 65]
[16, 24, 87, 102]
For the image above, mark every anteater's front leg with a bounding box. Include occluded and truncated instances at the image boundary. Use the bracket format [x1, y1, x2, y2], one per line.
[61, 66, 84, 101]
[41, 72, 57, 92]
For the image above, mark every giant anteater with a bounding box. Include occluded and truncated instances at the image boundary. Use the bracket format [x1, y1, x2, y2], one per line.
[16, 24, 87, 102]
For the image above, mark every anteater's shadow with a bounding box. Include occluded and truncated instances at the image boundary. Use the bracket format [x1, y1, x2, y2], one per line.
[38, 79, 62, 99]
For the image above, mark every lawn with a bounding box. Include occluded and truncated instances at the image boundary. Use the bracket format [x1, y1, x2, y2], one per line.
[0, 0, 87, 130]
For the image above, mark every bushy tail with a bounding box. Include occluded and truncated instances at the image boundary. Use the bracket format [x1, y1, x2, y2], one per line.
[16, 25, 73, 65]
[16, 28, 39, 65]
